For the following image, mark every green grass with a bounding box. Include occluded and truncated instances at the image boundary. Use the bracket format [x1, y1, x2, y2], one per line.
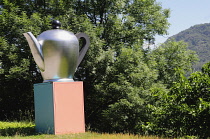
[0, 121, 167, 139]
[0, 121, 35, 137]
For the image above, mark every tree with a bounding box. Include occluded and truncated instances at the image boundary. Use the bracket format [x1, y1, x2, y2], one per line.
[71, 0, 171, 132]
[151, 40, 198, 87]
[153, 62, 210, 138]
[169, 23, 210, 71]
[0, 2, 48, 120]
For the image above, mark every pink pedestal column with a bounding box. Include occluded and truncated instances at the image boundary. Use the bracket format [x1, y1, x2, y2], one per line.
[34, 82, 85, 134]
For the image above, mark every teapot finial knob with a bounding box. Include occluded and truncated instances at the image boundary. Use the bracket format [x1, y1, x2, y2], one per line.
[52, 20, 61, 29]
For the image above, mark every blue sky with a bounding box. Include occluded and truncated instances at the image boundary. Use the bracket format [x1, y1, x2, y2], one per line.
[155, 0, 210, 44]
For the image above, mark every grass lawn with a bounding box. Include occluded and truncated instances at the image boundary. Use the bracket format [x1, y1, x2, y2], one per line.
[0, 121, 167, 139]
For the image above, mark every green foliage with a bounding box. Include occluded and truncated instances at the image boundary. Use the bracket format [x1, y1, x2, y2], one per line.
[0, 2, 42, 120]
[153, 62, 210, 138]
[152, 40, 198, 87]
[0, 121, 35, 136]
[95, 47, 159, 133]
[169, 23, 210, 71]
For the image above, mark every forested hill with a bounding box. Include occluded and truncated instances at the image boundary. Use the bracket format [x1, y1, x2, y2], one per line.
[168, 23, 210, 71]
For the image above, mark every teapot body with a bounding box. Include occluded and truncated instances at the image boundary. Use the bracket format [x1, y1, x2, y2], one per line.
[38, 29, 79, 82]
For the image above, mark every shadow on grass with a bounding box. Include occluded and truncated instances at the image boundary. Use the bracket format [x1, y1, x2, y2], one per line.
[0, 126, 38, 136]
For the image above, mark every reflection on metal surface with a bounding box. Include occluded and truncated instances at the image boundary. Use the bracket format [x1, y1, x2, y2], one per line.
[23, 20, 90, 82]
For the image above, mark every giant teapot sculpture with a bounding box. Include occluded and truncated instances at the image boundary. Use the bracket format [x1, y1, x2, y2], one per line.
[23, 20, 90, 82]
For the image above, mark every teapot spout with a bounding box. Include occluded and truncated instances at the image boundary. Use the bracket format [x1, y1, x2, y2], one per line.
[23, 32, 45, 71]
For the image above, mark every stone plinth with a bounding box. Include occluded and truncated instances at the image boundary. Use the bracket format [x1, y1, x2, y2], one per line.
[34, 82, 85, 134]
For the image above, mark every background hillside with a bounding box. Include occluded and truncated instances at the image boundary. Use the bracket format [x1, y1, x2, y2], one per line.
[168, 23, 210, 71]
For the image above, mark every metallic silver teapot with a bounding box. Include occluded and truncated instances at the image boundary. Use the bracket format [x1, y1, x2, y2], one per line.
[23, 20, 90, 82]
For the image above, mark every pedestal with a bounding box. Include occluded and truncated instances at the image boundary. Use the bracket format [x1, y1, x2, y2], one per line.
[34, 82, 85, 134]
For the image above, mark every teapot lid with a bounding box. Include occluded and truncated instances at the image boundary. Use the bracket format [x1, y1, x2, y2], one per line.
[37, 20, 76, 42]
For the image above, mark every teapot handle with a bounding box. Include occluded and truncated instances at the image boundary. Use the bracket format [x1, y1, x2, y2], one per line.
[76, 33, 90, 68]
